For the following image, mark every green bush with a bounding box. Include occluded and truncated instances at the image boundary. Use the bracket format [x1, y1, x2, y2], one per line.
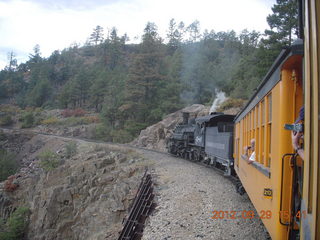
[0, 149, 18, 182]
[94, 124, 112, 141]
[20, 112, 34, 128]
[111, 129, 133, 143]
[0, 206, 30, 240]
[216, 98, 246, 112]
[65, 141, 77, 158]
[0, 130, 6, 141]
[41, 117, 59, 126]
[38, 150, 60, 172]
[0, 115, 14, 126]
[124, 121, 148, 137]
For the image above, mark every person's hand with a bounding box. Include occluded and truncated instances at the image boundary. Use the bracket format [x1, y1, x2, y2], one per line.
[292, 131, 303, 150]
[243, 146, 250, 154]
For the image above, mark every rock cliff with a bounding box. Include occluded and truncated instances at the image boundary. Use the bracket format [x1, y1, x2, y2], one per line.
[0, 131, 152, 239]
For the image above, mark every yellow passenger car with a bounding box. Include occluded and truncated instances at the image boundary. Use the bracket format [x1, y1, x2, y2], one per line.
[300, 0, 319, 239]
[233, 0, 319, 239]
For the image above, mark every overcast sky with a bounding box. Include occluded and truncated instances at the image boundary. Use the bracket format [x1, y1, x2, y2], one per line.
[0, 0, 276, 70]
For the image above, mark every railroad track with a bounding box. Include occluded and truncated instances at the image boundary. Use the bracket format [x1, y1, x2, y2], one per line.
[0, 127, 169, 155]
[117, 170, 155, 240]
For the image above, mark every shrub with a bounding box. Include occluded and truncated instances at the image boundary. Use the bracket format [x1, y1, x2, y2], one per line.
[61, 108, 87, 118]
[0, 150, 18, 182]
[62, 117, 93, 126]
[216, 98, 246, 112]
[111, 129, 133, 143]
[41, 117, 59, 126]
[38, 150, 60, 172]
[0, 206, 30, 240]
[94, 124, 112, 141]
[0, 105, 21, 114]
[0, 130, 6, 141]
[61, 109, 73, 118]
[4, 175, 19, 192]
[65, 141, 77, 158]
[0, 115, 13, 126]
[20, 112, 34, 128]
[73, 108, 87, 117]
[84, 115, 100, 123]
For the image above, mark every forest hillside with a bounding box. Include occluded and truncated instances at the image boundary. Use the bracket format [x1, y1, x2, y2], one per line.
[0, 0, 299, 143]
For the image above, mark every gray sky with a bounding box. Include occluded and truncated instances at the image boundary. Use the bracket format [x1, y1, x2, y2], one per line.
[0, 0, 276, 69]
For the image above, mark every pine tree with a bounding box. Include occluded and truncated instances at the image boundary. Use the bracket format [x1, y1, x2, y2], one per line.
[6, 52, 17, 72]
[89, 25, 104, 45]
[166, 19, 184, 54]
[124, 22, 166, 123]
[262, 0, 298, 50]
[186, 20, 201, 43]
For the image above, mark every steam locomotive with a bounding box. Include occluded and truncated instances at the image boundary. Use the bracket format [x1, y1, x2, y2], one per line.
[167, 112, 235, 176]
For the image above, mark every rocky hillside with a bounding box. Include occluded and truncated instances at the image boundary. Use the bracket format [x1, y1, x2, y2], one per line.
[0, 130, 153, 240]
[130, 103, 243, 152]
[130, 104, 210, 151]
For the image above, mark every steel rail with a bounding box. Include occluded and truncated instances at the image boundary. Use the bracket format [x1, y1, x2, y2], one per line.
[117, 170, 155, 240]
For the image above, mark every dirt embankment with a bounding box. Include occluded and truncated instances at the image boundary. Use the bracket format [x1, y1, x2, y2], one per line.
[0, 130, 153, 240]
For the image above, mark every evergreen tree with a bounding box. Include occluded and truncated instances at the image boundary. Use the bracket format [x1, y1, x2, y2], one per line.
[5, 52, 18, 72]
[166, 19, 184, 54]
[124, 22, 166, 124]
[29, 44, 42, 64]
[27, 78, 51, 107]
[262, 0, 298, 60]
[89, 70, 108, 112]
[89, 25, 104, 45]
[186, 20, 201, 43]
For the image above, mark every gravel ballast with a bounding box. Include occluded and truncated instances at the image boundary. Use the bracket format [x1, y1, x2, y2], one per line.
[140, 151, 271, 240]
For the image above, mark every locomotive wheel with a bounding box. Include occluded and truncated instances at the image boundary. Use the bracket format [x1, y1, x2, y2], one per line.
[194, 150, 199, 161]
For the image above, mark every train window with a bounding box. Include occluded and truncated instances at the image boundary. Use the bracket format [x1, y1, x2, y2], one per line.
[261, 125, 265, 165]
[251, 111, 254, 139]
[261, 100, 265, 124]
[256, 128, 259, 162]
[245, 116, 248, 146]
[267, 94, 272, 168]
[253, 107, 256, 128]
[259, 101, 265, 165]
[243, 117, 246, 149]
[217, 122, 233, 132]
[268, 94, 272, 122]
[255, 106, 259, 162]
[267, 127, 271, 167]
[257, 104, 260, 125]
[236, 138, 239, 167]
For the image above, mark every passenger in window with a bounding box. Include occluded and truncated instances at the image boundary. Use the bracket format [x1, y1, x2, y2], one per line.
[292, 106, 304, 160]
[242, 139, 255, 164]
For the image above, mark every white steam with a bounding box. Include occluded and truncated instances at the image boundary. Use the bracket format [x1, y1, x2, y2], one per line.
[209, 90, 227, 114]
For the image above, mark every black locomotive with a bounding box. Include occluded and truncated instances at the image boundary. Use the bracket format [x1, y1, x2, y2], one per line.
[167, 112, 235, 176]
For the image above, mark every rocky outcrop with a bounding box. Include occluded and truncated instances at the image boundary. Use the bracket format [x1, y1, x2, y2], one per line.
[131, 104, 210, 151]
[0, 132, 151, 240]
[0, 129, 33, 156]
[34, 124, 97, 139]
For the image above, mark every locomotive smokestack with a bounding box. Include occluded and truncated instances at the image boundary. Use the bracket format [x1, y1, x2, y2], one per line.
[183, 112, 189, 125]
